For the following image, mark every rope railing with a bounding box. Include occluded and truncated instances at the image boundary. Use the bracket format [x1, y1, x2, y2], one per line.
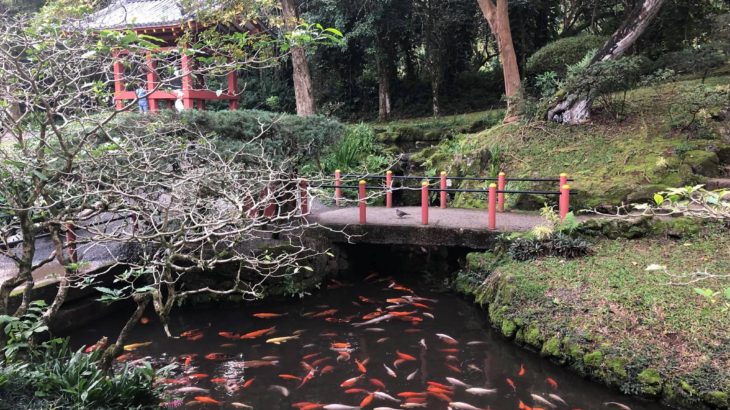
[316, 170, 573, 230]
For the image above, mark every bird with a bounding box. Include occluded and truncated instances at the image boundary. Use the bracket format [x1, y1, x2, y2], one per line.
[395, 209, 409, 219]
[174, 90, 185, 112]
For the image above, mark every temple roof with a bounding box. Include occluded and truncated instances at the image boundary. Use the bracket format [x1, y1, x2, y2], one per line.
[85, 0, 204, 30]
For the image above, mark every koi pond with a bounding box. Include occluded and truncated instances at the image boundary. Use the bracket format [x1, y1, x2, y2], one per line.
[69, 273, 670, 410]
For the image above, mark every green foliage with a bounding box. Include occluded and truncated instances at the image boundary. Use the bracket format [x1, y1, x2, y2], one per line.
[527, 35, 608, 77]
[0, 301, 48, 360]
[654, 46, 726, 82]
[668, 84, 729, 134]
[534, 71, 561, 98]
[322, 123, 391, 174]
[508, 233, 590, 261]
[0, 341, 160, 409]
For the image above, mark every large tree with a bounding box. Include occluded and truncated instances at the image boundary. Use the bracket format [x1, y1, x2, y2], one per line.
[476, 0, 522, 122]
[547, 0, 666, 124]
[281, 0, 317, 116]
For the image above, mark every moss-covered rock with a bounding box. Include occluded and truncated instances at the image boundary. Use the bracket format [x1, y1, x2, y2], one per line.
[541, 337, 561, 358]
[501, 319, 517, 338]
[637, 368, 663, 397]
[584, 351, 604, 368]
[683, 150, 721, 177]
[703, 391, 728, 409]
[465, 251, 499, 271]
[626, 184, 668, 204]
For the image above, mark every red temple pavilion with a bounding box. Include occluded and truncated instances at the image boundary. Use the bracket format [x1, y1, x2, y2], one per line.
[87, 0, 258, 112]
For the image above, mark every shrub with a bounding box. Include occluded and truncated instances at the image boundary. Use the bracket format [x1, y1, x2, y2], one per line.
[508, 233, 590, 261]
[654, 46, 726, 82]
[322, 123, 391, 174]
[668, 84, 729, 134]
[527, 35, 608, 77]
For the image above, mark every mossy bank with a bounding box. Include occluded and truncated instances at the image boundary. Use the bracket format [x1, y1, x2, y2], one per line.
[455, 217, 730, 409]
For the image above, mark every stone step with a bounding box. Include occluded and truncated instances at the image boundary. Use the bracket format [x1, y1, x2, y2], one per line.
[705, 178, 730, 190]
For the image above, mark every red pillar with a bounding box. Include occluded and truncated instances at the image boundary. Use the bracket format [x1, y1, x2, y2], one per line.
[65, 224, 77, 263]
[560, 184, 570, 221]
[358, 180, 366, 225]
[146, 53, 159, 112]
[334, 170, 342, 206]
[227, 70, 239, 110]
[300, 179, 309, 215]
[113, 59, 124, 110]
[497, 172, 506, 212]
[559, 173, 568, 188]
[421, 181, 429, 225]
[181, 52, 194, 109]
[386, 170, 393, 208]
[488, 183, 497, 230]
[439, 171, 447, 209]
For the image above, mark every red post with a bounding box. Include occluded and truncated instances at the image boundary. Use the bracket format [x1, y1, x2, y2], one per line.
[65, 223, 77, 263]
[227, 70, 239, 110]
[559, 173, 568, 188]
[113, 59, 124, 110]
[146, 53, 159, 112]
[300, 179, 309, 215]
[334, 170, 342, 206]
[560, 184, 570, 221]
[181, 52, 194, 109]
[421, 181, 429, 225]
[359, 180, 367, 225]
[439, 171, 447, 209]
[386, 170, 393, 208]
[497, 172, 506, 212]
[488, 183, 497, 230]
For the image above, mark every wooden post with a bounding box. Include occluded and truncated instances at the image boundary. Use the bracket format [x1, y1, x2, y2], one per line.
[488, 183, 497, 230]
[181, 52, 194, 109]
[334, 170, 342, 206]
[421, 181, 429, 225]
[359, 180, 366, 225]
[227, 70, 239, 110]
[113, 59, 124, 110]
[386, 170, 393, 208]
[439, 171, 447, 209]
[497, 172, 506, 212]
[560, 184, 570, 221]
[146, 53, 159, 112]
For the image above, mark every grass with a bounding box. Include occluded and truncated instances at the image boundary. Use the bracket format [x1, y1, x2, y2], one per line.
[409, 71, 730, 208]
[487, 230, 730, 399]
[370, 109, 505, 145]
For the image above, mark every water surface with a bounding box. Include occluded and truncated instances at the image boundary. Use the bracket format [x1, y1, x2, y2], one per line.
[69, 273, 669, 410]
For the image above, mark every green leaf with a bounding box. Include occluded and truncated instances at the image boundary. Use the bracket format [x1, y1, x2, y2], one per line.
[653, 193, 664, 205]
[724, 288, 730, 300]
[325, 28, 343, 37]
[694, 287, 715, 298]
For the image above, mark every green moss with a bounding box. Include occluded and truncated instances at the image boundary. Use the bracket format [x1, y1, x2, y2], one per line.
[683, 150, 720, 177]
[501, 319, 517, 338]
[584, 351, 604, 368]
[524, 325, 543, 348]
[637, 368, 663, 396]
[606, 358, 628, 379]
[680, 380, 698, 396]
[540, 337, 561, 358]
[465, 251, 499, 271]
[704, 391, 728, 408]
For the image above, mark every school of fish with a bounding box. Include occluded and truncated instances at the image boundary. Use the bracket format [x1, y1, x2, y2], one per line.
[115, 273, 637, 410]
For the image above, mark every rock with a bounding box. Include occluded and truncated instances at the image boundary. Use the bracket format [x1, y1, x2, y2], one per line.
[540, 337, 561, 358]
[583, 350, 603, 367]
[637, 368, 663, 397]
[683, 150, 720, 177]
[501, 319, 517, 338]
[716, 146, 730, 164]
[703, 391, 728, 409]
[626, 184, 667, 204]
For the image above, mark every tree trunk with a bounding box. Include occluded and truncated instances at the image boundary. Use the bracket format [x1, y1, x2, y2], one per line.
[281, 0, 316, 117]
[431, 76, 440, 117]
[376, 43, 393, 122]
[101, 293, 151, 371]
[477, 0, 522, 122]
[547, 0, 666, 124]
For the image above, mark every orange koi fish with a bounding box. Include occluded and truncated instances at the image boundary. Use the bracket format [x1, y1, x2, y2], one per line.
[311, 309, 338, 318]
[445, 364, 462, 373]
[194, 396, 222, 405]
[506, 377, 516, 392]
[253, 312, 286, 319]
[358, 296, 374, 303]
[204, 353, 231, 361]
[320, 365, 335, 374]
[337, 351, 351, 362]
[360, 394, 374, 407]
[312, 357, 331, 367]
[210, 378, 228, 384]
[279, 374, 302, 381]
[386, 298, 407, 304]
[340, 376, 361, 388]
[370, 378, 386, 389]
[355, 358, 367, 373]
[242, 377, 256, 388]
[240, 326, 276, 339]
[302, 353, 320, 360]
[440, 348, 459, 353]
[389, 311, 417, 317]
[396, 350, 417, 361]
[218, 331, 241, 339]
[362, 311, 384, 320]
[331, 342, 351, 349]
[428, 391, 452, 402]
[546, 377, 558, 389]
[410, 302, 431, 309]
[518, 363, 525, 377]
[188, 373, 209, 380]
